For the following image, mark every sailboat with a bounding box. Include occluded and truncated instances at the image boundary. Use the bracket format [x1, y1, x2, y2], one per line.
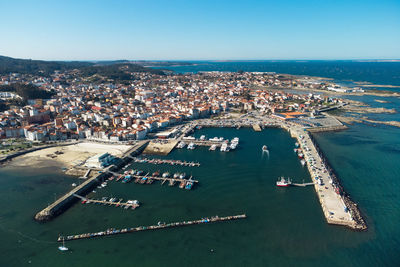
[58, 237, 68, 251]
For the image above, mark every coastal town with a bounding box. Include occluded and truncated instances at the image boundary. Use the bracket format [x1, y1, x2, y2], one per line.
[0, 67, 368, 245]
[0, 69, 352, 144]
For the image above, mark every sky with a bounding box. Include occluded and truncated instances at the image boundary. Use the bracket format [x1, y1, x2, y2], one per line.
[0, 0, 399, 61]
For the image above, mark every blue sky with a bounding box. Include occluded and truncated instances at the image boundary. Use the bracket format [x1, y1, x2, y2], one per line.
[0, 0, 399, 60]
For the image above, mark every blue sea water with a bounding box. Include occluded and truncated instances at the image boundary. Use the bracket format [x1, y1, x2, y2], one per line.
[0, 61, 399, 266]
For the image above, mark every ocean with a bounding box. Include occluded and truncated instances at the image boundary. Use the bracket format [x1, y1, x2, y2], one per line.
[0, 61, 399, 266]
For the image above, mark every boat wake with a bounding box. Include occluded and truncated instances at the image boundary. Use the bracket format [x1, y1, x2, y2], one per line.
[0, 221, 56, 244]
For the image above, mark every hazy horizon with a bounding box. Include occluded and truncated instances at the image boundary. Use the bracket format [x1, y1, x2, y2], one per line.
[1, 0, 399, 60]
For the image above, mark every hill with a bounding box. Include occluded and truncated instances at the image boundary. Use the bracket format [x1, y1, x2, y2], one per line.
[0, 55, 93, 75]
[0, 56, 165, 81]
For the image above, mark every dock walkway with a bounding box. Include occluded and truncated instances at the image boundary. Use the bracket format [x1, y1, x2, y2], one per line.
[58, 214, 247, 242]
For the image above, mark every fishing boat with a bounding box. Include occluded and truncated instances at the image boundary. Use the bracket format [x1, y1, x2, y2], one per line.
[276, 177, 292, 187]
[58, 237, 68, 251]
[262, 145, 268, 152]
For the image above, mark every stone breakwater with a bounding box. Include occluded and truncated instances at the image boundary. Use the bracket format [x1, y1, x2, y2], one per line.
[308, 133, 367, 230]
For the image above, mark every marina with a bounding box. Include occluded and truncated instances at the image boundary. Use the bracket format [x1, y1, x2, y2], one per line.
[114, 171, 198, 190]
[131, 156, 200, 167]
[57, 214, 247, 242]
[73, 194, 140, 210]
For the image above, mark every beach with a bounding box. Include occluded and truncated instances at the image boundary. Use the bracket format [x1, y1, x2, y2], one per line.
[7, 142, 132, 170]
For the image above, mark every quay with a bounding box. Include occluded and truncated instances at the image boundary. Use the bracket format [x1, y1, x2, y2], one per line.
[57, 214, 247, 242]
[73, 194, 140, 210]
[131, 156, 200, 167]
[279, 120, 367, 230]
[34, 140, 149, 222]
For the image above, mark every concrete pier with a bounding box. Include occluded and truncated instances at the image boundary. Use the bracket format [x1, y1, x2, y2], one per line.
[34, 140, 149, 222]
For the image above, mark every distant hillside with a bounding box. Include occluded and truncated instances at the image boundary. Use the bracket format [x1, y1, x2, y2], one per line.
[0, 56, 166, 80]
[0, 55, 93, 75]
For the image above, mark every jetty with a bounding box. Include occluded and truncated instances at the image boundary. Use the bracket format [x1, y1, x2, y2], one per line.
[34, 140, 149, 222]
[285, 122, 367, 230]
[131, 156, 200, 167]
[292, 182, 314, 187]
[73, 194, 140, 210]
[57, 214, 247, 242]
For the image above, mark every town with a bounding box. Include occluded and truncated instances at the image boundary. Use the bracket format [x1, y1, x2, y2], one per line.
[0, 68, 351, 145]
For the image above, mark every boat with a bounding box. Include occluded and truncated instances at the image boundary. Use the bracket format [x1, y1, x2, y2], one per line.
[58, 237, 68, 251]
[187, 142, 195, 150]
[295, 142, 300, 148]
[209, 144, 217, 151]
[276, 177, 292, 187]
[179, 180, 186, 188]
[177, 142, 186, 149]
[162, 172, 170, 178]
[230, 143, 237, 150]
[220, 143, 229, 152]
[173, 173, 180, 178]
[179, 173, 186, 179]
[185, 180, 193, 190]
[71, 183, 77, 187]
[200, 135, 206, 141]
[262, 145, 268, 152]
[300, 159, 306, 166]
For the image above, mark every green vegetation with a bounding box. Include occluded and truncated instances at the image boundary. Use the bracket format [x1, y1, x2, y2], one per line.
[79, 63, 165, 84]
[0, 83, 55, 101]
[0, 55, 166, 83]
[0, 55, 92, 75]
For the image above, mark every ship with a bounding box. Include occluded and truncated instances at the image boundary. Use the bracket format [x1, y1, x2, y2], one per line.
[262, 145, 268, 152]
[276, 177, 292, 187]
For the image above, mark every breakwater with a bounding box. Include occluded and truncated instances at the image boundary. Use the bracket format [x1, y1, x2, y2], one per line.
[308, 133, 367, 230]
[57, 214, 247, 242]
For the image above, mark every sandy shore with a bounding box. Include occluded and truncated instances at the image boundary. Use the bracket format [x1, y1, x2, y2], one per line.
[8, 142, 131, 169]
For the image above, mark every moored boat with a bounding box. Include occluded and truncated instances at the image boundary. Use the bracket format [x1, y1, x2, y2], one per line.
[276, 177, 292, 187]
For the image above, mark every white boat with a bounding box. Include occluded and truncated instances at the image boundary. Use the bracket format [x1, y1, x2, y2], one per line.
[262, 145, 268, 152]
[177, 142, 186, 148]
[300, 159, 306, 166]
[58, 238, 68, 251]
[162, 172, 170, 178]
[230, 143, 237, 150]
[71, 183, 77, 187]
[220, 143, 229, 152]
[209, 144, 217, 151]
[187, 142, 195, 150]
[200, 135, 206, 140]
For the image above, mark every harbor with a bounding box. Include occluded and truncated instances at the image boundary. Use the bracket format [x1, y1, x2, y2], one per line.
[57, 214, 247, 242]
